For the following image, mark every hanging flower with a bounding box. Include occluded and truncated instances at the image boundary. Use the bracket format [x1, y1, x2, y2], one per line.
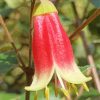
[25, 0, 91, 98]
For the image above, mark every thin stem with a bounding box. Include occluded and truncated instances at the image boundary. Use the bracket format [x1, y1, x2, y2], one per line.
[0, 15, 26, 71]
[25, 0, 35, 100]
[29, 0, 35, 68]
[69, 8, 100, 40]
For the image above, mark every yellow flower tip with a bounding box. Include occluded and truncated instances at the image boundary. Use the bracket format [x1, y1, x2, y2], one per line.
[82, 83, 89, 92]
[25, 86, 33, 91]
[45, 87, 50, 100]
[88, 76, 92, 81]
[33, 0, 57, 16]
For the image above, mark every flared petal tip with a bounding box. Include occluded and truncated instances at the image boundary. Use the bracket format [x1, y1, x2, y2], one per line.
[25, 86, 34, 91]
[86, 76, 92, 82]
[56, 64, 92, 84]
[69, 76, 92, 84]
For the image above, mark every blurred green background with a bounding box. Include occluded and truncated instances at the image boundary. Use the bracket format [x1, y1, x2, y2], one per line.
[0, 0, 100, 100]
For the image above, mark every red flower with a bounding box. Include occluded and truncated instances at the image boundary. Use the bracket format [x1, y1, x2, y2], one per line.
[25, 0, 91, 97]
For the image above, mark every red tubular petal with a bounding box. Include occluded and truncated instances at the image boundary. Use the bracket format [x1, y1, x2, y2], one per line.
[33, 15, 53, 75]
[44, 12, 91, 83]
[25, 15, 55, 91]
[45, 12, 74, 69]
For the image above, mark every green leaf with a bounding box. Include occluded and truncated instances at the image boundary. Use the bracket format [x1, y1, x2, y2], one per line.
[79, 65, 90, 73]
[0, 51, 18, 73]
[91, 0, 100, 8]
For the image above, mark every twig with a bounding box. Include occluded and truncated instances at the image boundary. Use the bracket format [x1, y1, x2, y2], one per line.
[29, 0, 35, 68]
[69, 8, 100, 40]
[0, 15, 26, 71]
[25, 0, 35, 100]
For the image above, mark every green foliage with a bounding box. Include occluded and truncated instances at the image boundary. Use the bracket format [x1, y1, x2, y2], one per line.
[80, 65, 90, 73]
[79, 88, 100, 100]
[0, 51, 18, 73]
[89, 11, 100, 37]
[0, 92, 17, 100]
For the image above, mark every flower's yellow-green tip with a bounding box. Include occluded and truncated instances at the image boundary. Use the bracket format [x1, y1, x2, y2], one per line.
[82, 83, 89, 92]
[25, 86, 32, 91]
[33, 0, 57, 16]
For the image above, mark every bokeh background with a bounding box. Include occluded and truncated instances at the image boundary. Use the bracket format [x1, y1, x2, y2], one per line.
[0, 0, 100, 100]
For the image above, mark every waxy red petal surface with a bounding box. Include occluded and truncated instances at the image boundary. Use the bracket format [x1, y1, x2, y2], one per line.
[44, 13, 74, 69]
[32, 15, 53, 77]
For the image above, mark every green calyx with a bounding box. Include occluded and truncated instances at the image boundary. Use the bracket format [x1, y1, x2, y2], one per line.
[33, 0, 57, 16]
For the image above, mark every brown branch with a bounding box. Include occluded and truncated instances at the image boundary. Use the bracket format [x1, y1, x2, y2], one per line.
[25, 0, 35, 100]
[29, 0, 35, 68]
[69, 8, 100, 40]
[0, 15, 26, 71]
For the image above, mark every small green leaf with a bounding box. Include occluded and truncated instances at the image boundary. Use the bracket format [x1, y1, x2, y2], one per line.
[91, 0, 100, 8]
[79, 65, 90, 73]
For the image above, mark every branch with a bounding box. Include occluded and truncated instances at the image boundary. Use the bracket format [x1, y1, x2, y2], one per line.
[25, 0, 35, 100]
[0, 15, 26, 72]
[69, 8, 100, 40]
[29, 0, 35, 68]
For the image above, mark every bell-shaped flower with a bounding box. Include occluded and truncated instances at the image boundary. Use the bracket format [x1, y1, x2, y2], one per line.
[25, 0, 91, 97]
